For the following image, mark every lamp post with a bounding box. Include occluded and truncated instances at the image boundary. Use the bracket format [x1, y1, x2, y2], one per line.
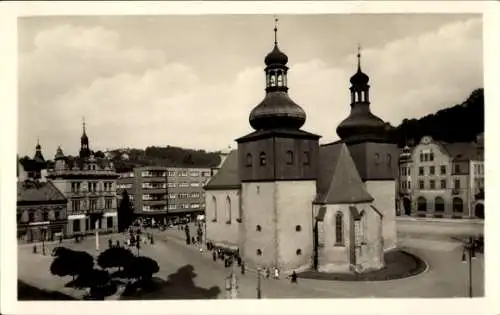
[461, 236, 478, 298]
[41, 226, 47, 256]
[257, 267, 262, 299]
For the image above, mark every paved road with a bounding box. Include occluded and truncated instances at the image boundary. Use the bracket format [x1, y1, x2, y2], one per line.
[18, 219, 484, 299]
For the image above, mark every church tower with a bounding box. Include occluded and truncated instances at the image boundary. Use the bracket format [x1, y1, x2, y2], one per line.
[79, 119, 91, 159]
[336, 47, 398, 250]
[236, 19, 320, 273]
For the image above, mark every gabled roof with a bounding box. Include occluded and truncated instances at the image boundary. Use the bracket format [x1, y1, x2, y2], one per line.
[17, 180, 67, 203]
[441, 142, 481, 161]
[315, 143, 374, 204]
[204, 150, 240, 190]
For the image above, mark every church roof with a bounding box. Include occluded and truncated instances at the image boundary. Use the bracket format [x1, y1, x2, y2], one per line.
[17, 180, 67, 204]
[315, 143, 374, 204]
[204, 150, 240, 190]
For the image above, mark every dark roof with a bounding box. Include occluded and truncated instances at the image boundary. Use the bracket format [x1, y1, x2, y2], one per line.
[237, 128, 320, 143]
[17, 180, 67, 203]
[204, 150, 240, 190]
[19, 158, 46, 172]
[316, 206, 327, 221]
[441, 142, 481, 161]
[64, 156, 114, 170]
[349, 206, 362, 220]
[315, 143, 374, 204]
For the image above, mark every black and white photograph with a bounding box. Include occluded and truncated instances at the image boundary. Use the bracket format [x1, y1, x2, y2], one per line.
[1, 1, 499, 315]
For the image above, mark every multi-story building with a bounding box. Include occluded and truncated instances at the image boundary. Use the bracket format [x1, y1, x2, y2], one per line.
[17, 141, 50, 182]
[17, 180, 68, 242]
[469, 133, 484, 218]
[397, 134, 484, 219]
[46, 122, 119, 236]
[117, 166, 212, 223]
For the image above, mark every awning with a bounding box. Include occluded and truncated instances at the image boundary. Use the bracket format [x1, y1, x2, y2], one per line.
[316, 206, 326, 221]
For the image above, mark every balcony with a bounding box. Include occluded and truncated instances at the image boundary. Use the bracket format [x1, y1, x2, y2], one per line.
[143, 199, 167, 206]
[143, 187, 167, 194]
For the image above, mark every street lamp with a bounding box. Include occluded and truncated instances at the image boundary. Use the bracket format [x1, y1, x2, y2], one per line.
[256, 267, 262, 299]
[41, 226, 47, 256]
[461, 236, 478, 298]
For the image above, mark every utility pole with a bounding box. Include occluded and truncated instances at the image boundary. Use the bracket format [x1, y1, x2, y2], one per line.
[95, 219, 100, 252]
[461, 236, 477, 298]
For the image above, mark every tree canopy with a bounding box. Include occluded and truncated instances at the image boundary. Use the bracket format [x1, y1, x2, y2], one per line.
[97, 247, 135, 271]
[390, 88, 484, 146]
[50, 248, 94, 280]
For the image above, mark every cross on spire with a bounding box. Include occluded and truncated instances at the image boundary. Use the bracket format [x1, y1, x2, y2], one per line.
[274, 16, 279, 46]
[357, 43, 362, 71]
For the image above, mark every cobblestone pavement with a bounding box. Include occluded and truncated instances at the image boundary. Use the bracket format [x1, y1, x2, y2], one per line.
[18, 220, 484, 299]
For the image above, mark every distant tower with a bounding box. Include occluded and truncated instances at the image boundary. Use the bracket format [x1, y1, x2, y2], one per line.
[33, 139, 46, 165]
[236, 18, 321, 273]
[335, 46, 398, 251]
[54, 146, 66, 170]
[79, 118, 91, 159]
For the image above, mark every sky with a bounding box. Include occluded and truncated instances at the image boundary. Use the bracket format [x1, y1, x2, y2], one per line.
[17, 14, 483, 158]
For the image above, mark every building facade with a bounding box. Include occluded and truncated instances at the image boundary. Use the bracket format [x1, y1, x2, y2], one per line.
[205, 26, 394, 275]
[117, 166, 211, 223]
[46, 123, 119, 237]
[17, 180, 68, 242]
[397, 134, 484, 219]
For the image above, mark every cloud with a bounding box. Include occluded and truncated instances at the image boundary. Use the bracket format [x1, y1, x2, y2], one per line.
[18, 17, 482, 158]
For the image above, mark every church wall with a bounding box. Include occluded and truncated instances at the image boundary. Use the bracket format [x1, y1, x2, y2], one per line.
[275, 180, 315, 273]
[356, 204, 384, 272]
[241, 182, 277, 269]
[365, 180, 397, 251]
[315, 204, 352, 273]
[205, 189, 241, 247]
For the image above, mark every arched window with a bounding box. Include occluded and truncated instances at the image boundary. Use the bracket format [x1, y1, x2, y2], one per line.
[246, 153, 252, 167]
[417, 196, 427, 211]
[303, 151, 310, 166]
[259, 152, 266, 166]
[453, 197, 464, 213]
[212, 196, 217, 221]
[225, 196, 231, 223]
[335, 212, 344, 245]
[434, 197, 445, 212]
[286, 150, 294, 165]
[386, 154, 392, 166]
[374, 153, 380, 165]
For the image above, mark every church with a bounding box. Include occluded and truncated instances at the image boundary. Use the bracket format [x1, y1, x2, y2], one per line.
[205, 23, 398, 274]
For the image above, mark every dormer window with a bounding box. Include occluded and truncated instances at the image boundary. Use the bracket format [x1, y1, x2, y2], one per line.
[259, 152, 266, 166]
[286, 150, 294, 165]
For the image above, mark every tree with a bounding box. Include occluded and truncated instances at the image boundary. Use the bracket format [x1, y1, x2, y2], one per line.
[124, 256, 159, 282]
[97, 247, 135, 272]
[50, 248, 94, 281]
[118, 190, 135, 232]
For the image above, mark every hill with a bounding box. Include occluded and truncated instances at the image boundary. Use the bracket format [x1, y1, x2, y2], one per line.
[390, 88, 484, 147]
[110, 146, 221, 172]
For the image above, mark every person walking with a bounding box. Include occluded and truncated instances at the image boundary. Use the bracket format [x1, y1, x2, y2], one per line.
[274, 267, 279, 280]
[212, 250, 217, 262]
[241, 261, 245, 275]
[265, 268, 270, 279]
[290, 271, 297, 284]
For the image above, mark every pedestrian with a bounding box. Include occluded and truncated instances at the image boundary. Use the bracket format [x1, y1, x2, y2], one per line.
[265, 268, 270, 279]
[241, 262, 245, 275]
[59, 235, 63, 244]
[191, 236, 196, 245]
[237, 256, 242, 266]
[108, 239, 113, 248]
[274, 267, 279, 280]
[290, 271, 297, 284]
[116, 240, 120, 248]
[212, 251, 217, 262]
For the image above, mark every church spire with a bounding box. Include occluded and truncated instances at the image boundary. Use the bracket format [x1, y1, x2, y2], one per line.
[80, 117, 91, 158]
[248, 17, 306, 131]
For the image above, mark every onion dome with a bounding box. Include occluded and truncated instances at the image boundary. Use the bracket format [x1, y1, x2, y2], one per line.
[33, 139, 46, 164]
[250, 91, 306, 130]
[265, 45, 288, 66]
[336, 46, 387, 142]
[249, 18, 306, 131]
